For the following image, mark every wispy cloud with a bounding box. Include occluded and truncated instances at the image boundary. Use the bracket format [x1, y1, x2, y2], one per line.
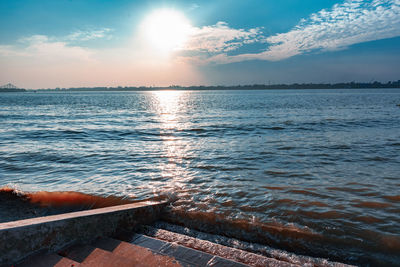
[184, 22, 263, 53]
[182, 0, 400, 64]
[188, 3, 200, 11]
[65, 28, 113, 41]
[0, 28, 112, 64]
[11, 34, 93, 62]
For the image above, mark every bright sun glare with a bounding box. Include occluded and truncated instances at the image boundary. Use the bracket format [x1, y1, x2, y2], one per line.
[141, 9, 192, 54]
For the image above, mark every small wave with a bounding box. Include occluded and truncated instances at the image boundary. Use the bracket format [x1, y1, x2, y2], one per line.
[328, 144, 351, 150]
[383, 195, 400, 202]
[165, 208, 321, 242]
[346, 182, 373, 187]
[272, 198, 330, 208]
[27, 191, 134, 208]
[221, 200, 236, 207]
[195, 165, 256, 171]
[326, 187, 369, 193]
[263, 185, 288, 190]
[0, 187, 134, 209]
[352, 200, 392, 209]
[355, 216, 383, 224]
[262, 126, 285, 130]
[18, 129, 89, 140]
[364, 156, 390, 162]
[263, 171, 311, 178]
[285, 209, 346, 220]
[273, 198, 297, 205]
[277, 146, 294, 150]
[306, 201, 329, 208]
[180, 128, 206, 133]
[264, 170, 288, 176]
[286, 189, 328, 198]
[0, 187, 27, 200]
[388, 142, 400, 146]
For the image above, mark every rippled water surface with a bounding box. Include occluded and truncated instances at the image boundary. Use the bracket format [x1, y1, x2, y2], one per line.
[1, 89, 400, 265]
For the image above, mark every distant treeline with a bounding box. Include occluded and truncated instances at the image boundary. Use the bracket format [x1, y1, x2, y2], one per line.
[53, 80, 400, 91]
[3, 80, 400, 92]
[0, 88, 26, 92]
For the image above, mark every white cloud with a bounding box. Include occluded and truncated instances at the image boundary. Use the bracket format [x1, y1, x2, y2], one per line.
[183, 22, 263, 53]
[0, 28, 112, 65]
[188, 3, 200, 11]
[13, 34, 93, 62]
[65, 28, 112, 41]
[183, 0, 400, 64]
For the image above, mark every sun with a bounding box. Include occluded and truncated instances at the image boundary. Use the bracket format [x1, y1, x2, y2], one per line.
[141, 9, 192, 54]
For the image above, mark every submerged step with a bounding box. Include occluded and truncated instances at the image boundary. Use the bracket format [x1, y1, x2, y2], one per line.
[136, 227, 296, 267]
[140, 223, 354, 267]
[131, 233, 249, 267]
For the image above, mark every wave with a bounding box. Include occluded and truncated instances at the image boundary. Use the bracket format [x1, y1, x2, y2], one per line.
[0, 186, 134, 212]
[2, 186, 400, 265]
[273, 198, 329, 208]
[162, 208, 399, 265]
[351, 200, 392, 209]
[162, 207, 400, 266]
[383, 195, 400, 202]
[326, 186, 370, 193]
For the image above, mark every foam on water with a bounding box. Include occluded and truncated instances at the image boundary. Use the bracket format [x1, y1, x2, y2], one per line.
[0, 186, 136, 222]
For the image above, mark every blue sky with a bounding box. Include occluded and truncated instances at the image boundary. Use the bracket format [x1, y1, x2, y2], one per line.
[1, 0, 400, 88]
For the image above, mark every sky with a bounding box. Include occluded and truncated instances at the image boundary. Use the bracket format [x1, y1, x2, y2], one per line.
[1, 0, 400, 89]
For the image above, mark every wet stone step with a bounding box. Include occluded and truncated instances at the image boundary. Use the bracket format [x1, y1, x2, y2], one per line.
[143, 222, 354, 267]
[131, 234, 249, 267]
[138, 225, 299, 267]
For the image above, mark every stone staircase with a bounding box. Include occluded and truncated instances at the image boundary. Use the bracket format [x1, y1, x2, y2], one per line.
[16, 235, 248, 267]
[15, 222, 349, 267]
[14, 226, 307, 267]
[1, 201, 354, 267]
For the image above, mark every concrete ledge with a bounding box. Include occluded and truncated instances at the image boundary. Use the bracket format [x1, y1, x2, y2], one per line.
[0, 201, 167, 265]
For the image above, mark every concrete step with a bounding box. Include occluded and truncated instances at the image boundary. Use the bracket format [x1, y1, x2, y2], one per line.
[141, 222, 353, 267]
[79, 247, 141, 267]
[16, 253, 80, 267]
[60, 244, 140, 267]
[92, 237, 181, 266]
[131, 234, 249, 267]
[59, 244, 98, 263]
[133, 229, 296, 267]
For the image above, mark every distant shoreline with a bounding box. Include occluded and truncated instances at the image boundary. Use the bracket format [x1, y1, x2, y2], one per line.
[2, 80, 400, 92]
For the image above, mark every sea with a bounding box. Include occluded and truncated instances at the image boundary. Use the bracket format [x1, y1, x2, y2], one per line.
[0, 89, 399, 266]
